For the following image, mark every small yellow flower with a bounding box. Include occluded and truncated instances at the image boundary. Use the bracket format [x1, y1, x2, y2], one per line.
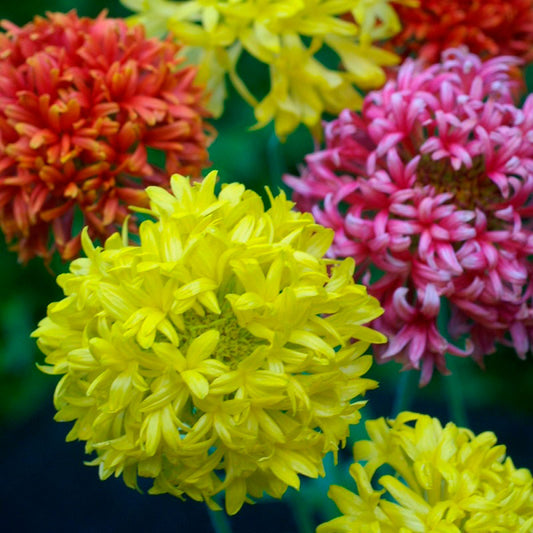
[318, 413, 533, 532]
[33, 171, 385, 514]
[120, 0, 415, 138]
[253, 34, 363, 138]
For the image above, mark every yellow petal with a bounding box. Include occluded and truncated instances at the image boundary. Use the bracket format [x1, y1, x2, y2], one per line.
[181, 369, 210, 399]
[186, 329, 220, 367]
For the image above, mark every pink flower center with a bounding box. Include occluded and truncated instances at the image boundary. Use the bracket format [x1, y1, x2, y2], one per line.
[416, 154, 500, 210]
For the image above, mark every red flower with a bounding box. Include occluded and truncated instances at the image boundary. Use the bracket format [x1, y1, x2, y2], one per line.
[0, 10, 211, 262]
[390, 0, 533, 63]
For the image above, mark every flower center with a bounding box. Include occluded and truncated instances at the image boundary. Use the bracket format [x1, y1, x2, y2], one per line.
[182, 309, 263, 367]
[416, 154, 501, 210]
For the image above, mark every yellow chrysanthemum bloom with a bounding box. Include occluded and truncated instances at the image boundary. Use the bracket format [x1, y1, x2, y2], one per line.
[33, 171, 385, 514]
[120, 0, 417, 138]
[318, 412, 533, 532]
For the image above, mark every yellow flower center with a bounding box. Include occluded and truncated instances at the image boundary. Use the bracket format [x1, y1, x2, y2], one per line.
[182, 309, 262, 368]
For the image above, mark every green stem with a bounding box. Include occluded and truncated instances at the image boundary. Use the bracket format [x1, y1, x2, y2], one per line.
[267, 132, 286, 190]
[288, 490, 315, 533]
[207, 506, 233, 533]
[443, 358, 469, 427]
[437, 298, 469, 427]
[391, 370, 417, 418]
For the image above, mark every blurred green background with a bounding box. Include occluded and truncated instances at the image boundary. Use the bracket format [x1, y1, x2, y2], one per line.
[1, 2, 533, 532]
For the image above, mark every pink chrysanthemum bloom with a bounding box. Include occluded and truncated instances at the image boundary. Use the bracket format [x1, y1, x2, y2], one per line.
[0, 11, 211, 263]
[285, 48, 533, 385]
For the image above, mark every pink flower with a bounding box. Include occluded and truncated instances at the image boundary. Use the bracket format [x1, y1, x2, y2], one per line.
[0, 11, 211, 262]
[285, 48, 533, 384]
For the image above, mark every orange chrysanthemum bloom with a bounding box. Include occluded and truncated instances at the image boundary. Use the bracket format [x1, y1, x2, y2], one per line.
[390, 0, 533, 63]
[0, 11, 211, 262]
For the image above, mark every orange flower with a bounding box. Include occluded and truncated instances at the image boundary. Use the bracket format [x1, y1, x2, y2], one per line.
[390, 0, 533, 63]
[0, 11, 211, 262]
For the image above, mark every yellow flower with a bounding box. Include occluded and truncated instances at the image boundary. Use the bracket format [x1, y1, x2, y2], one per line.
[318, 413, 533, 532]
[253, 34, 363, 139]
[33, 171, 385, 514]
[120, 0, 416, 138]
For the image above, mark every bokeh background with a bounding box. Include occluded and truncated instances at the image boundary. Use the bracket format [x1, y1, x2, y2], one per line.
[1, 2, 533, 532]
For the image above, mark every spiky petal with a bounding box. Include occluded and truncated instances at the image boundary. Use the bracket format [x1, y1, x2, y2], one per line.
[318, 412, 533, 532]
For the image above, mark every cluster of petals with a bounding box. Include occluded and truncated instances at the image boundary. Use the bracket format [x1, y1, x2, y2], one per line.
[121, 0, 415, 138]
[390, 0, 533, 63]
[318, 412, 533, 532]
[286, 48, 533, 384]
[33, 171, 385, 514]
[0, 11, 211, 262]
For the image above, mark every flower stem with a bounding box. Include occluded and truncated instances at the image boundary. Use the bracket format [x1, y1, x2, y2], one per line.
[207, 506, 233, 533]
[443, 359, 469, 427]
[288, 490, 316, 533]
[391, 369, 417, 417]
[437, 298, 469, 427]
[267, 132, 286, 190]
